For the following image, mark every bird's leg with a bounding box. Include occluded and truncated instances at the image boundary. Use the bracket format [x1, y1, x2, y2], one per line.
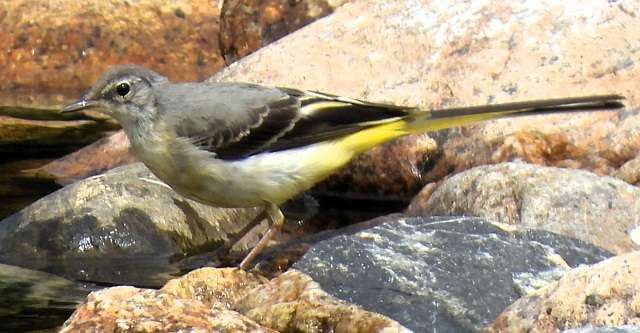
[239, 202, 284, 270]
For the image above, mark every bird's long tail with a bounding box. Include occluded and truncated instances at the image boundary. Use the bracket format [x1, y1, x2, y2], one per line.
[340, 94, 625, 154]
[403, 94, 625, 134]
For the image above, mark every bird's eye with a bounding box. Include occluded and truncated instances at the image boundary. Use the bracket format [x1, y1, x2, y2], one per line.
[116, 82, 130, 97]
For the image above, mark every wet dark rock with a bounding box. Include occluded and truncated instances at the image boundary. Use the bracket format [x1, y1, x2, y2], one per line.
[0, 163, 264, 286]
[408, 162, 640, 254]
[0, 158, 61, 221]
[0, 115, 114, 156]
[0, 263, 89, 332]
[293, 215, 613, 333]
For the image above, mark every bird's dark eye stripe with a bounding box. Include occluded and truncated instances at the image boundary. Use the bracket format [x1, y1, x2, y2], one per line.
[116, 82, 130, 96]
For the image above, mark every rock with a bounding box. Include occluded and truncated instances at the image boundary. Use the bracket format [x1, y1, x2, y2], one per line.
[318, 135, 436, 201]
[219, 0, 350, 64]
[484, 251, 640, 332]
[238, 270, 411, 333]
[562, 326, 640, 333]
[36, 130, 137, 186]
[212, 0, 639, 200]
[0, 0, 224, 109]
[0, 115, 114, 155]
[161, 267, 267, 309]
[0, 158, 60, 219]
[38, 0, 639, 200]
[293, 215, 613, 333]
[613, 155, 640, 185]
[408, 162, 640, 254]
[62, 267, 409, 332]
[0, 263, 89, 332]
[0, 163, 264, 285]
[60, 285, 276, 333]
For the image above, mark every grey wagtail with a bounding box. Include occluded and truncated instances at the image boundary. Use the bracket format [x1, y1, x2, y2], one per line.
[61, 65, 625, 269]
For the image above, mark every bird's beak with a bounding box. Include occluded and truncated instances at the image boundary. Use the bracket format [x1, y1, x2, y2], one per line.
[61, 99, 100, 113]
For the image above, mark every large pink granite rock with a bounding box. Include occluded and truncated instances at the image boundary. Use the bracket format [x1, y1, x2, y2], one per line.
[40, 0, 639, 200]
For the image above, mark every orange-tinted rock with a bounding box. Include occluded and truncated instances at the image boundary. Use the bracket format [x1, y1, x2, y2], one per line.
[484, 251, 640, 332]
[219, 0, 350, 64]
[161, 267, 267, 309]
[0, 0, 224, 109]
[60, 286, 276, 333]
[213, 0, 639, 200]
[37, 130, 137, 185]
[62, 267, 409, 332]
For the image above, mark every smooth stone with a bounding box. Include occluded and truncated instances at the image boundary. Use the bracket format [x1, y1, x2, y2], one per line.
[0, 163, 264, 286]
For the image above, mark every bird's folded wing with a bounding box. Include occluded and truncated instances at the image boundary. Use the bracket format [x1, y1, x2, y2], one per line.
[169, 82, 624, 161]
[173, 85, 414, 160]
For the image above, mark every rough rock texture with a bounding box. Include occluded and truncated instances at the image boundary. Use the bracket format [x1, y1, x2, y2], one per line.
[0, 163, 264, 285]
[0, 0, 223, 108]
[0, 263, 89, 332]
[293, 215, 613, 333]
[161, 267, 267, 310]
[484, 252, 640, 333]
[408, 162, 640, 254]
[220, 0, 350, 64]
[236, 270, 410, 332]
[212, 0, 639, 199]
[60, 285, 276, 333]
[62, 267, 410, 332]
[563, 327, 640, 333]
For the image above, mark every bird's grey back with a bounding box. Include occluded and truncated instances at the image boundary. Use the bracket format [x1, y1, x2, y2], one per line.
[154, 82, 294, 155]
[156, 82, 286, 126]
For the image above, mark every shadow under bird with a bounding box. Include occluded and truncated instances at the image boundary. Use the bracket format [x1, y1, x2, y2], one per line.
[61, 65, 625, 269]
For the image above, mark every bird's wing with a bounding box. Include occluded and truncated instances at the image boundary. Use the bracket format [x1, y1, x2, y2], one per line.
[163, 82, 624, 161]
[164, 83, 415, 160]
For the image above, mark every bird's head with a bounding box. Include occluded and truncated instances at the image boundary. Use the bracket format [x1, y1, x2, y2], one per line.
[62, 65, 168, 126]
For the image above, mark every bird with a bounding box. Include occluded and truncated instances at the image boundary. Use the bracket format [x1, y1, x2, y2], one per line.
[61, 65, 625, 269]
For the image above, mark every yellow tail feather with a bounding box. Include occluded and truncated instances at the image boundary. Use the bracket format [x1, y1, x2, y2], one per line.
[338, 94, 625, 156]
